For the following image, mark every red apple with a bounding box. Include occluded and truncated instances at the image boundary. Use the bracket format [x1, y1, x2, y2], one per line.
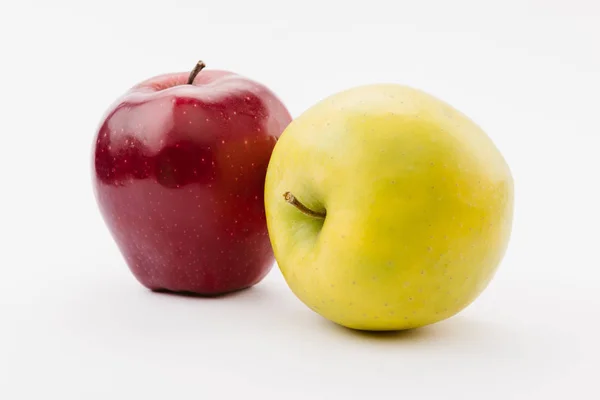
[92, 61, 292, 295]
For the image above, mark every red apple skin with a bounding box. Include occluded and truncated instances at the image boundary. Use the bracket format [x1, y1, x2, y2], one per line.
[92, 66, 292, 295]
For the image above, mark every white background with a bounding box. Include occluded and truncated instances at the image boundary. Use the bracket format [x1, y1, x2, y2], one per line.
[1, 1, 599, 399]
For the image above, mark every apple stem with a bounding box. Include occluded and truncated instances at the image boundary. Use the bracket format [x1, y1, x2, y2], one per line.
[187, 61, 206, 85]
[283, 192, 326, 219]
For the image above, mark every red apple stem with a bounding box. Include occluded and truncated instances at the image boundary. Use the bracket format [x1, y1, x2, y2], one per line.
[283, 192, 326, 219]
[187, 61, 206, 85]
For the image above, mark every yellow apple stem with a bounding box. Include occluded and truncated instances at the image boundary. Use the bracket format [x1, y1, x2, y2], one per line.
[283, 192, 326, 219]
[187, 60, 206, 85]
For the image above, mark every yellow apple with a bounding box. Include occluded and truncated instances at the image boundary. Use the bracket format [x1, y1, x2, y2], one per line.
[264, 84, 514, 331]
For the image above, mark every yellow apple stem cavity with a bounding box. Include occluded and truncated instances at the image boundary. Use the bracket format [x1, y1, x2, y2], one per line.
[283, 192, 326, 219]
[187, 60, 206, 85]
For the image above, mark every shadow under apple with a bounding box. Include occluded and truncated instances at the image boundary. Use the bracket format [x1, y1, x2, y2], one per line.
[60, 271, 576, 395]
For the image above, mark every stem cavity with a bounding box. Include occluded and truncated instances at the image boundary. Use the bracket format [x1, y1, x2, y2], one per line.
[283, 192, 326, 219]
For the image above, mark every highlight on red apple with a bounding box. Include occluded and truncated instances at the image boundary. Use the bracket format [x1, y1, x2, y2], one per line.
[91, 60, 292, 296]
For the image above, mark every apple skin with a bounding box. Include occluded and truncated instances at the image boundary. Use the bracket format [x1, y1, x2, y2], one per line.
[265, 84, 514, 331]
[92, 65, 292, 295]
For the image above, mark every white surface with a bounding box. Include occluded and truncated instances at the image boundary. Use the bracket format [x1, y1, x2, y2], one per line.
[1, 1, 599, 399]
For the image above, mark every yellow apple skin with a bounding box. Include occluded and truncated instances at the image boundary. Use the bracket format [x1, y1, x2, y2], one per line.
[264, 84, 514, 331]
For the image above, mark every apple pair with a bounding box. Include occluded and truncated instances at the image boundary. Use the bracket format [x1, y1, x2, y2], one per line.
[92, 61, 513, 331]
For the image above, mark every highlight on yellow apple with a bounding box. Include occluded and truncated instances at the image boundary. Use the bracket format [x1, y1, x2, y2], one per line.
[264, 84, 514, 331]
